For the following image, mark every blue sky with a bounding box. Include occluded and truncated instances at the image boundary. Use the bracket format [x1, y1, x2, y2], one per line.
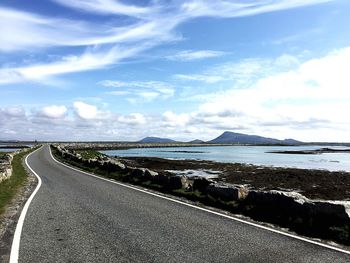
[1, 0, 350, 141]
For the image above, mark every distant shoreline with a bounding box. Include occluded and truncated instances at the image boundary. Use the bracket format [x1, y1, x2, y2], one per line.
[268, 147, 350, 155]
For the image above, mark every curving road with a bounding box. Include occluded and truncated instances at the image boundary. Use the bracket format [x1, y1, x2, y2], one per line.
[14, 145, 350, 262]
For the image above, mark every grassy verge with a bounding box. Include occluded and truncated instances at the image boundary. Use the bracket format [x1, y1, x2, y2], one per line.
[0, 147, 39, 216]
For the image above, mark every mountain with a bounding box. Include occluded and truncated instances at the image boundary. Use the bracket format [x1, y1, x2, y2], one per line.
[281, 138, 301, 145]
[189, 139, 204, 144]
[208, 131, 301, 145]
[138, 137, 176, 143]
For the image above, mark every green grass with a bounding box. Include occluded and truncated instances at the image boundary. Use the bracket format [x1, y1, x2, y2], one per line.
[76, 149, 104, 159]
[0, 147, 38, 216]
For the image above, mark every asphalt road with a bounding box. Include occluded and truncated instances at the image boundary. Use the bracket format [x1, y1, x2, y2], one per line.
[17, 145, 350, 262]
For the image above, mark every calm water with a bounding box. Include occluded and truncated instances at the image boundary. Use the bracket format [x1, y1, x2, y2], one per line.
[0, 144, 33, 153]
[101, 145, 350, 172]
[0, 148, 20, 153]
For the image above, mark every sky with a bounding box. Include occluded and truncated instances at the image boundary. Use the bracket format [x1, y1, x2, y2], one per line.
[1, 0, 350, 142]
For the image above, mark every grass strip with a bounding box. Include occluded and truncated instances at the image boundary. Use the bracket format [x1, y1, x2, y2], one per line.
[0, 147, 39, 216]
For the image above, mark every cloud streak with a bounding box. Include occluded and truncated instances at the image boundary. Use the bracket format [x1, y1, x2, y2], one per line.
[51, 0, 152, 17]
[180, 0, 333, 18]
[102, 80, 174, 102]
[0, 0, 333, 85]
[166, 50, 226, 61]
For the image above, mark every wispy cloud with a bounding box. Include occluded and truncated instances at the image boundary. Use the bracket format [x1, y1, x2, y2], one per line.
[174, 55, 300, 85]
[0, 44, 153, 85]
[180, 0, 333, 18]
[0, 7, 101, 52]
[51, 0, 152, 17]
[166, 50, 226, 61]
[2, 43, 350, 142]
[0, 0, 334, 84]
[102, 80, 174, 102]
[0, 0, 333, 85]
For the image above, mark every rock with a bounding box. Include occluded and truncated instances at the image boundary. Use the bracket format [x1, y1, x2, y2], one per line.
[180, 176, 192, 190]
[151, 173, 169, 186]
[0, 153, 13, 183]
[305, 201, 350, 225]
[206, 183, 248, 201]
[168, 176, 183, 190]
[244, 190, 306, 218]
[131, 168, 145, 178]
[144, 168, 158, 179]
[243, 190, 350, 242]
[109, 159, 126, 170]
[193, 177, 213, 193]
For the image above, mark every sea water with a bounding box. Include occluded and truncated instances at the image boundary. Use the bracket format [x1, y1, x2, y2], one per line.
[101, 145, 350, 172]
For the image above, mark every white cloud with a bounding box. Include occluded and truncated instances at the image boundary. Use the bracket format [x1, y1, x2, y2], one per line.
[174, 74, 224, 84]
[1, 106, 26, 118]
[0, 7, 102, 52]
[0, 45, 148, 85]
[162, 111, 191, 127]
[73, 101, 99, 120]
[0, 6, 176, 53]
[41, 105, 67, 119]
[52, 0, 151, 17]
[179, 46, 350, 141]
[180, 0, 333, 18]
[118, 113, 146, 125]
[102, 80, 174, 102]
[0, 0, 333, 85]
[166, 50, 225, 61]
[174, 55, 301, 86]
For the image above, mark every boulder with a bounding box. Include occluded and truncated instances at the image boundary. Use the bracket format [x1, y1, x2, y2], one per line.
[150, 173, 169, 186]
[304, 201, 350, 225]
[131, 168, 145, 178]
[109, 159, 126, 170]
[193, 177, 213, 193]
[144, 168, 158, 180]
[168, 176, 183, 190]
[243, 190, 350, 242]
[180, 176, 192, 190]
[206, 183, 248, 201]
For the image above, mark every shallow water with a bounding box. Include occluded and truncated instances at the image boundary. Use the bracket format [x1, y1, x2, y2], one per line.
[0, 148, 20, 153]
[101, 145, 350, 172]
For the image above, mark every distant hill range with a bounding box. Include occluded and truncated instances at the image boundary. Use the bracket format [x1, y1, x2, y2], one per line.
[138, 137, 176, 143]
[208, 131, 301, 145]
[189, 139, 205, 144]
[138, 132, 302, 145]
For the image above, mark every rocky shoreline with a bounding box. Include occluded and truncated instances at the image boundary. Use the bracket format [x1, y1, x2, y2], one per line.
[122, 156, 350, 200]
[52, 144, 350, 245]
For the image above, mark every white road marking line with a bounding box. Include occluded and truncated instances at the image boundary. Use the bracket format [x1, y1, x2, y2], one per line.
[48, 146, 350, 256]
[10, 147, 43, 263]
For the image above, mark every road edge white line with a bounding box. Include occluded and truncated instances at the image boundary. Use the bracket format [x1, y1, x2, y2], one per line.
[48, 146, 350, 256]
[9, 146, 43, 263]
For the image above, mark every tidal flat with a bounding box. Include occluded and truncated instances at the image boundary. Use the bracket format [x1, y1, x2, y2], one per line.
[121, 156, 350, 201]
